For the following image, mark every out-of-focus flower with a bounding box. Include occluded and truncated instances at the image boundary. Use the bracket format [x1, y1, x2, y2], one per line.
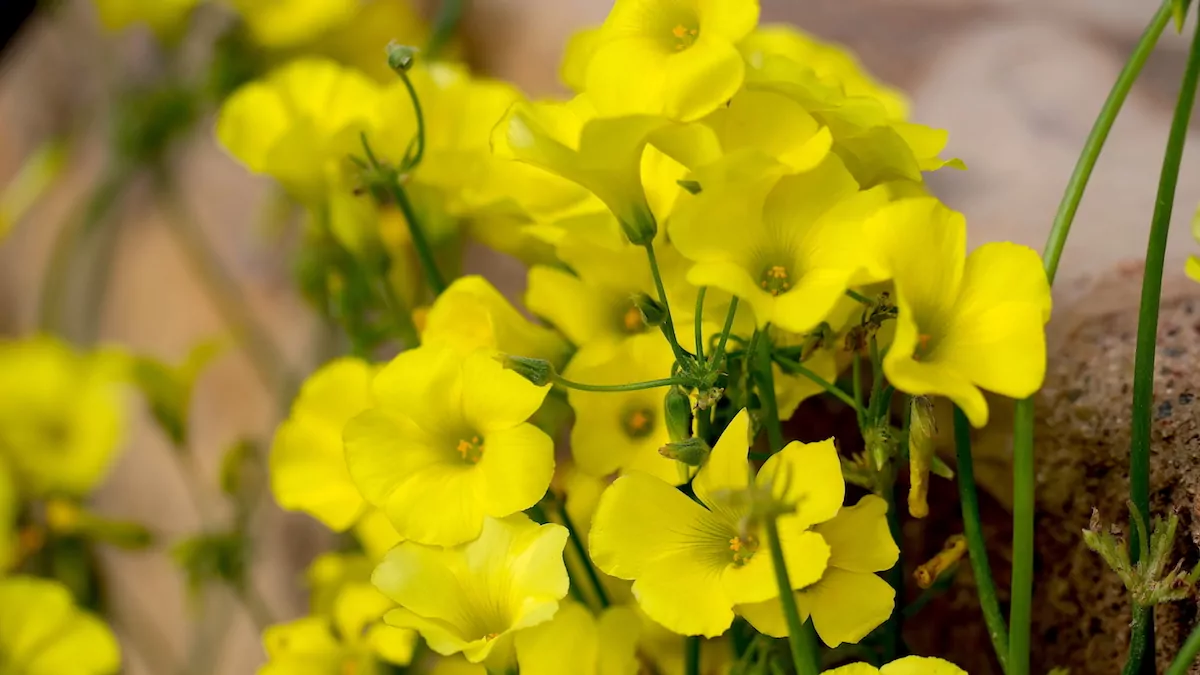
[93, 0, 200, 41]
[513, 601, 641, 675]
[0, 576, 121, 674]
[228, 0, 358, 50]
[822, 656, 966, 675]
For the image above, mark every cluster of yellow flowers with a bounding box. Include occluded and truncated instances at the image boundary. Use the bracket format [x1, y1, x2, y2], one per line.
[235, 0, 1054, 673]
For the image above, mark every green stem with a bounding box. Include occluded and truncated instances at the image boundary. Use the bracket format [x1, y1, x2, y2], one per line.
[851, 352, 866, 429]
[694, 286, 707, 362]
[376, 276, 421, 349]
[764, 515, 820, 675]
[426, 0, 466, 60]
[845, 289, 873, 305]
[954, 407, 1011, 673]
[553, 499, 610, 609]
[709, 297, 739, 369]
[1165, 617, 1200, 675]
[752, 330, 785, 454]
[1042, 0, 1174, 283]
[1009, 398, 1035, 675]
[1124, 606, 1154, 675]
[644, 244, 690, 365]
[685, 635, 702, 675]
[772, 353, 862, 414]
[396, 70, 426, 171]
[1126, 12, 1200, 674]
[552, 374, 684, 393]
[884, 483, 905, 662]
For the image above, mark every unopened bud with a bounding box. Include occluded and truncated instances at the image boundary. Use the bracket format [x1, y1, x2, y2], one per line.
[497, 354, 555, 387]
[386, 42, 418, 72]
[660, 437, 711, 466]
[663, 387, 693, 443]
[619, 209, 658, 246]
[632, 293, 666, 327]
[914, 534, 967, 589]
[908, 396, 937, 518]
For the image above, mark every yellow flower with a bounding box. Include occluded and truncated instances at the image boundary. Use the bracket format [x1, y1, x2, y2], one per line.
[735, 495, 899, 647]
[582, 0, 760, 121]
[588, 409, 839, 637]
[0, 460, 13, 571]
[670, 152, 889, 333]
[423, 275, 571, 369]
[229, 0, 359, 49]
[345, 346, 554, 545]
[494, 97, 670, 244]
[865, 198, 1051, 427]
[93, 0, 199, 40]
[270, 358, 374, 531]
[1187, 204, 1200, 283]
[260, 582, 416, 675]
[373, 514, 569, 667]
[823, 656, 966, 675]
[0, 576, 121, 674]
[310, 0, 432, 82]
[0, 337, 126, 497]
[513, 601, 641, 675]
[565, 335, 682, 485]
[216, 58, 381, 203]
[560, 27, 603, 93]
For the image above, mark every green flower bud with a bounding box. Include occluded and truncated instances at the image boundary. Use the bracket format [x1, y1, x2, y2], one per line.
[663, 387, 693, 443]
[619, 212, 658, 246]
[659, 437, 711, 467]
[497, 354, 555, 387]
[386, 42, 418, 72]
[632, 293, 666, 327]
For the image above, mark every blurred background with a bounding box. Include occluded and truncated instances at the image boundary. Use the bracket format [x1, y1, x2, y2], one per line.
[2, 0, 1199, 672]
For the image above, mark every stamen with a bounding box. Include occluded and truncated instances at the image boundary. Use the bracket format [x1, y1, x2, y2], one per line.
[759, 265, 793, 296]
[622, 304, 645, 333]
[456, 436, 485, 463]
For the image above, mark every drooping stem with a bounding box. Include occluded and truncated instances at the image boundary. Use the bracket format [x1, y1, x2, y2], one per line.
[1042, 1, 1173, 283]
[1165, 618, 1200, 675]
[644, 243, 689, 365]
[764, 515, 821, 675]
[954, 407, 1011, 673]
[552, 374, 685, 393]
[1125, 11, 1200, 674]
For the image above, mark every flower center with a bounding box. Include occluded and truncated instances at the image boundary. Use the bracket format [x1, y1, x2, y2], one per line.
[621, 303, 647, 334]
[621, 407, 656, 439]
[759, 265, 792, 296]
[456, 435, 485, 464]
[729, 534, 760, 567]
[671, 23, 699, 50]
[913, 332, 939, 360]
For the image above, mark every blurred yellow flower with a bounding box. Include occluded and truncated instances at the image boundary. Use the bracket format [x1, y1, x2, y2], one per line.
[423, 275, 571, 368]
[260, 582, 416, 675]
[865, 198, 1051, 427]
[229, 0, 358, 50]
[736, 495, 899, 647]
[583, 0, 760, 121]
[345, 346, 553, 545]
[270, 357, 374, 531]
[0, 576, 121, 674]
[670, 153, 888, 333]
[93, 0, 199, 40]
[310, 0, 432, 82]
[373, 514, 569, 668]
[217, 58, 381, 203]
[513, 601, 641, 675]
[0, 337, 126, 497]
[589, 409, 838, 637]
[565, 335, 682, 485]
[823, 656, 966, 675]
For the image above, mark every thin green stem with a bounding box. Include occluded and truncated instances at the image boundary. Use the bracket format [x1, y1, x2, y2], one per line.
[553, 499, 610, 609]
[868, 336, 885, 422]
[1125, 13, 1200, 675]
[772, 353, 861, 414]
[752, 330, 784, 453]
[709, 297, 739, 369]
[845, 288, 873, 305]
[396, 71, 426, 171]
[884, 483, 905, 662]
[1043, 0, 1174, 283]
[764, 516, 820, 675]
[685, 635, 702, 675]
[1123, 607, 1154, 675]
[1165, 618, 1200, 675]
[376, 276, 421, 349]
[552, 374, 684, 393]
[426, 0, 466, 60]
[694, 286, 707, 362]
[644, 244, 690, 364]
[954, 407, 1011, 674]
[1009, 398, 1035, 675]
[851, 352, 866, 429]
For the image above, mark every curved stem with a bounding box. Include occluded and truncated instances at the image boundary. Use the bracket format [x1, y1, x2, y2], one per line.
[552, 374, 684, 393]
[382, 173, 446, 297]
[1165, 617, 1200, 675]
[1042, 1, 1173, 283]
[397, 70, 426, 171]
[954, 407, 1011, 673]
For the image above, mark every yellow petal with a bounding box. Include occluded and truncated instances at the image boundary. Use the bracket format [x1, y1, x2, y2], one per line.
[354, 508, 404, 562]
[692, 408, 752, 515]
[460, 351, 550, 432]
[332, 583, 393, 647]
[561, 27, 604, 92]
[478, 424, 555, 517]
[687, 261, 778, 329]
[822, 665, 881, 675]
[596, 605, 642, 675]
[370, 345, 464, 437]
[721, 529, 829, 605]
[734, 595, 793, 638]
[526, 266, 609, 347]
[758, 438, 844, 529]
[634, 549, 735, 637]
[800, 568, 895, 648]
[382, 463, 486, 546]
[661, 35, 746, 122]
[514, 602, 599, 675]
[1187, 255, 1200, 283]
[771, 268, 858, 334]
[864, 198, 965, 320]
[816, 495, 899, 573]
[343, 409, 444, 506]
[270, 416, 366, 531]
[879, 656, 967, 675]
[367, 623, 419, 666]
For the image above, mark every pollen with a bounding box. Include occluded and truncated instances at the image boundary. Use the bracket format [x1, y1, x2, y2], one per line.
[759, 265, 792, 296]
[729, 534, 759, 566]
[621, 407, 656, 439]
[456, 435, 485, 463]
[914, 333, 934, 360]
[670, 23, 699, 51]
[622, 304, 645, 333]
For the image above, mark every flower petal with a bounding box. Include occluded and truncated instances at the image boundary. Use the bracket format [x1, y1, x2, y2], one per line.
[461, 352, 550, 433]
[633, 549, 735, 637]
[800, 568, 895, 648]
[371, 345, 463, 437]
[478, 424, 555, 517]
[526, 266, 609, 347]
[513, 602, 598, 675]
[344, 409, 444, 507]
[757, 438, 844, 529]
[880, 656, 967, 675]
[721, 529, 829, 605]
[692, 408, 752, 515]
[816, 495, 899, 574]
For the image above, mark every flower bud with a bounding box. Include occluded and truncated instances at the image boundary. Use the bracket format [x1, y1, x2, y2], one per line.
[914, 534, 967, 589]
[632, 293, 666, 327]
[659, 437, 711, 466]
[619, 212, 658, 246]
[497, 354, 555, 387]
[386, 42, 418, 72]
[663, 387, 693, 443]
[907, 396, 936, 518]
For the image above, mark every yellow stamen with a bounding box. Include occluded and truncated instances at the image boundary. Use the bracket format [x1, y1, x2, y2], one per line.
[729, 537, 742, 552]
[456, 436, 485, 463]
[672, 24, 688, 39]
[623, 305, 645, 333]
[759, 265, 792, 296]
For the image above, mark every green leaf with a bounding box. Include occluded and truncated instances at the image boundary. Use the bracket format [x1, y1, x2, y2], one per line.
[1175, 0, 1194, 33]
[131, 340, 226, 447]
